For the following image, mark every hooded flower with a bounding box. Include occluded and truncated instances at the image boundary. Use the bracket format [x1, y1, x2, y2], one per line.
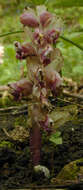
[39, 45, 53, 66]
[20, 6, 62, 47]
[9, 79, 33, 100]
[40, 115, 53, 134]
[33, 29, 47, 48]
[15, 42, 36, 60]
[19, 5, 63, 70]
[44, 68, 62, 95]
[40, 11, 52, 27]
[20, 12, 39, 28]
[44, 29, 60, 44]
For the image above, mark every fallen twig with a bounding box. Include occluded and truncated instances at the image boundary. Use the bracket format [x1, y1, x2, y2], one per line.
[10, 182, 83, 189]
[0, 85, 9, 91]
[63, 90, 83, 100]
[0, 104, 27, 112]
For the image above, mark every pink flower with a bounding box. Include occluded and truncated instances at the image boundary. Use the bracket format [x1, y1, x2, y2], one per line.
[33, 29, 46, 48]
[45, 29, 59, 44]
[40, 11, 52, 27]
[40, 45, 53, 66]
[40, 51, 51, 66]
[15, 42, 36, 60]
[20, 13, 39, 28]
[40, 115, 52, 134]
[45, 69, 62, 94]
[9, 79, 33, 100]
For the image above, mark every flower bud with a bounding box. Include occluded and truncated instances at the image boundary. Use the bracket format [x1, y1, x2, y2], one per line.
[40, 11, 52, 27]
[17, 79, 33, 96]
[15, 42, 36, 60]
[40, 45, 53, 66]
[33, 29, 40, 43]
[20, 13, 39, 28]
[40, 115, 53, 134]
[45, 29, 59, 44]
[22, 43, 36, 56]
[33, 29, 46, 48]
[9, 79, 33, 100]
[44, 69, 62, 94]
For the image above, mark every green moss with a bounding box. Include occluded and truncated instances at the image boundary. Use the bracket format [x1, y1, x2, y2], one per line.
[14, 115, 27, 128]
[0, 140, 13, 148]
[56, 158, 83, 180]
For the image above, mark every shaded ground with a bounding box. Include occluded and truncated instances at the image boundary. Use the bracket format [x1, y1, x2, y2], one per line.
[0, 98, 83, 189]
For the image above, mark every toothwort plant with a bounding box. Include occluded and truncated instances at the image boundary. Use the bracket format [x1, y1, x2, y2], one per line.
[9, 5, 64, 174]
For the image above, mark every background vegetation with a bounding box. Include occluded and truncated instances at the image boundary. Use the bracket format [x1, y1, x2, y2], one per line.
[0, 0, 83, 85]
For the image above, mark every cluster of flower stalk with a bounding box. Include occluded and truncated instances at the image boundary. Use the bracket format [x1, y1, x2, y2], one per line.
[10, 6, 63, 167]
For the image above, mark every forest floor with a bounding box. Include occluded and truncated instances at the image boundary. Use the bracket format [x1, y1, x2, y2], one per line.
[0, 62, 83, 189]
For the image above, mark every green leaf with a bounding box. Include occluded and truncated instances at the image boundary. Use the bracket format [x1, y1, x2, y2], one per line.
[50, 132, 62, 145]
[52, 131, 61, 137]
[50, 105, 77, 130]
[31, 0, 46, 5]
[50, 109, 70, 129]
[46, 0, 83, 8]
[51, 137, 62, 145]
[73, 65, 83, 76]
[79, 16, 83, 27]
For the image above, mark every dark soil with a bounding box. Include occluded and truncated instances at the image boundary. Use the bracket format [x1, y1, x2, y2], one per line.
[0, 101, 83, 189]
